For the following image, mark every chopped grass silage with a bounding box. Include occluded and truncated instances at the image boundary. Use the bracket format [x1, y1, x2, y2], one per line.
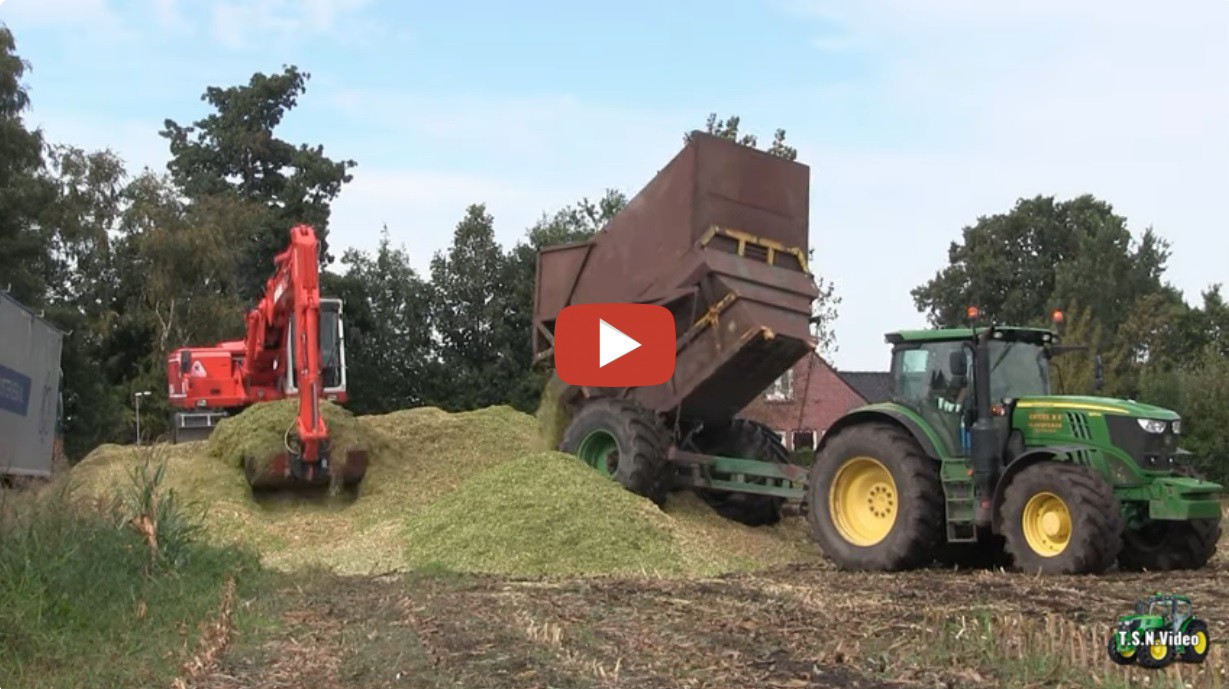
[534, 373, 572, 452]
[403, 452, 684, 576]
[207, 399, 379, 473]
[72, 403, 822, 577]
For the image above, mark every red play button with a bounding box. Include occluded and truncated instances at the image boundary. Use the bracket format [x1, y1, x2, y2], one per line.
[554, 303, 676, 387]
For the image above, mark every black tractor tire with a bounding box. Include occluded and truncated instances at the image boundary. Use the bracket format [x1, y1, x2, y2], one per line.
[1137, 638, 1175, 669]
[1117, 519, 1220, 572]
[806, 422, 944, 571]
[999, 462, 1123, 575]
[1119, 463, 1222, 571]
[559, 398, 673, 506]
[693, 418, 791, 527]
[1106, 635, 1137, 666]
[1181, 619, 1210, 663]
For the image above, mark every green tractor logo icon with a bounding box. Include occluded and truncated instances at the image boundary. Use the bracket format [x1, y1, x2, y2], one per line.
[1107, 593, 1210, 668]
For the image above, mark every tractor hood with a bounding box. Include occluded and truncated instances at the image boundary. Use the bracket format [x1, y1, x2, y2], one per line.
[1014, 395, 1180, 421]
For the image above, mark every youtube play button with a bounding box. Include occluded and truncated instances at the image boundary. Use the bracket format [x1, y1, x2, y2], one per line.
[555, 304, 676, 387]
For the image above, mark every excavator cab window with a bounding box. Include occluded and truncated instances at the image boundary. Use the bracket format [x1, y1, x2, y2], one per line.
[319, 300, 343, 390]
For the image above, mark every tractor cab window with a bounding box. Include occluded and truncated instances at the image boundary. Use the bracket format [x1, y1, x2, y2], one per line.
[891, 341, 973, 455]
[1148, 599, 1174, 618]
[986, 339, 1051, 401]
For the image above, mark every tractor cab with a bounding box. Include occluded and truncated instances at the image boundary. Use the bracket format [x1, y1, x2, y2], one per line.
[885, 324, 1057, 457]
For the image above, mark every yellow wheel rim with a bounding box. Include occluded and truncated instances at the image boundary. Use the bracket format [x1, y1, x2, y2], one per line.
[1121, 646, 1135, 657]
[828, 456, 898, 546]
[1194, 631, 1207, 655]
[1020, 491, 1071, 556]
[1150, 643, 1167, 660]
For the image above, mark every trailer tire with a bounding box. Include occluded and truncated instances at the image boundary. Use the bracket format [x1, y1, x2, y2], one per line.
[999, 461, 1122, 574]
[807, 422, 944, 571]
[693, 419, 790, 527]
[560, 398, 673, 506]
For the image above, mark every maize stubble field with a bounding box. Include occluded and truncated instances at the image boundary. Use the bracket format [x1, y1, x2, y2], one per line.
[44, 401, 1229, 688]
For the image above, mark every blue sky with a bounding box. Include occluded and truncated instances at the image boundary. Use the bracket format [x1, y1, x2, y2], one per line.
[2, 0, 1226, 370]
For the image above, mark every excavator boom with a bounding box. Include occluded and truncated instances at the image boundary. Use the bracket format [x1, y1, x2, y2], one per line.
[166, 224, 366, 489]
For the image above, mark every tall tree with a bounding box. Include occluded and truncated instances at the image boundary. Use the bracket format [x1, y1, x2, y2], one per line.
[911, 194, 1173, 332]
[428, 205, 518, 411]
[160, 66, 355, 302]
[329, 228, 435, 415]
[0, 26, 54, 306]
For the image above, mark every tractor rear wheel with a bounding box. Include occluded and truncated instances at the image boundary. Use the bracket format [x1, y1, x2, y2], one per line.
[999, 462, 1122, 574]
[693, 419, 791, 527]
[807, 422, 943, 571]
[560, 398, 673, 506]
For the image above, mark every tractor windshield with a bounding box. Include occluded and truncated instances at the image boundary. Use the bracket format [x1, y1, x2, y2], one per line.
[987, 340, 1051, 401]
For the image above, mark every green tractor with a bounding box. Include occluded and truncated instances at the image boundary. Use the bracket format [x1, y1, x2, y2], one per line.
[808, 320, 1223, 574]
[1107, 593, 1210, 667]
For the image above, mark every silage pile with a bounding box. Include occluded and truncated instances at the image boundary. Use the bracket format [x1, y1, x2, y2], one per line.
[71, 400, 821, 577]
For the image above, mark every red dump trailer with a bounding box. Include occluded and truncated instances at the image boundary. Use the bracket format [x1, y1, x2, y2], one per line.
[533, 132, 820, 525]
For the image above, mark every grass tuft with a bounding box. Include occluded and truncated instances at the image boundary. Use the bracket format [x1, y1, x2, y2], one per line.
[0, 451, 262, 689]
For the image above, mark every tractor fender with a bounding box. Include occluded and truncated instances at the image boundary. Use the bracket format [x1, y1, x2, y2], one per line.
[817, 408, 942, 461]
[991, 444, 1088, 531]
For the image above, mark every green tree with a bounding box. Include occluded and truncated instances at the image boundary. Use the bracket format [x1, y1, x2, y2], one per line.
[330, 228, 435, 414]
[911, 195, 1173, 332]
[687, 113, 798, 161]
[0, 26, 54, 306]
[428, 205, 520, 411]
[160, 66, 355, 302]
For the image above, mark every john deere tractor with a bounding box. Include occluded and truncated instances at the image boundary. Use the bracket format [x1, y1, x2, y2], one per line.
[1107, 593, 1210, 667]
[808, 321, 1223, 575]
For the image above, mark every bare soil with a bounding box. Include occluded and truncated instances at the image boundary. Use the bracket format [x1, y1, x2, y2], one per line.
[191, 555, 1229, 689]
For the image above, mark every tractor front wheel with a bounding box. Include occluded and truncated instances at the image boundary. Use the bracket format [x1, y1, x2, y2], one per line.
[807, 422, 943, 571]
[999, 462, 1122, 574]
[559, 398, 673, 506]
[1182, 620, 1210, 663]
[1138, 638, 1175, 669]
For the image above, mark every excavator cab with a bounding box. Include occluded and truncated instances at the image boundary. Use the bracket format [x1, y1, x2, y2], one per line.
[286, 298, 348, 401]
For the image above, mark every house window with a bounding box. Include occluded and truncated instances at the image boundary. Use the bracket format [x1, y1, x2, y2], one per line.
[791, 430, 816, 450]
[775, 429, 790, 449]
[765, 370, 794, 401]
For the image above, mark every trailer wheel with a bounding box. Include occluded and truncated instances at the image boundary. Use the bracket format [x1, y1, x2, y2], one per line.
[693, 419, 790, 527]
[807, 422, 943, 571]
[560, 398, 673, 506]
[999, 462, 1122, 574]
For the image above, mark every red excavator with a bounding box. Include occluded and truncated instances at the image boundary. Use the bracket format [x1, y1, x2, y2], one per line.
[165, 224, 367, 489]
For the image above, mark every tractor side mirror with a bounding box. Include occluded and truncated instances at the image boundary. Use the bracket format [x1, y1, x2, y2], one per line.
[1094, 355, 1105, 391]
[179, 350, 191, 373]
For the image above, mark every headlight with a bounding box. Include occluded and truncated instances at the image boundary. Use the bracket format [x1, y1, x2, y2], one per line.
[1172, 420, 1181, 435]
[1137, 419, 1167, 434]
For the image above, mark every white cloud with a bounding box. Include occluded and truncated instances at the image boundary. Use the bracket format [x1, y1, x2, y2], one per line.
[208, 0, 374, 50]
[779, 0, 1229, 369]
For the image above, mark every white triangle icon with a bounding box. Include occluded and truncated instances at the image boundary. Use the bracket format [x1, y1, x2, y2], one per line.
[598, 319, 641, 368]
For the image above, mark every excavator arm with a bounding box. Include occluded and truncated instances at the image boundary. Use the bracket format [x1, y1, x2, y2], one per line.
[242, 225, 331, 481]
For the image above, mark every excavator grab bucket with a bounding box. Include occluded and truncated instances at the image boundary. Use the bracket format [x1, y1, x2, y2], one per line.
[243, 447, 369, 491]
